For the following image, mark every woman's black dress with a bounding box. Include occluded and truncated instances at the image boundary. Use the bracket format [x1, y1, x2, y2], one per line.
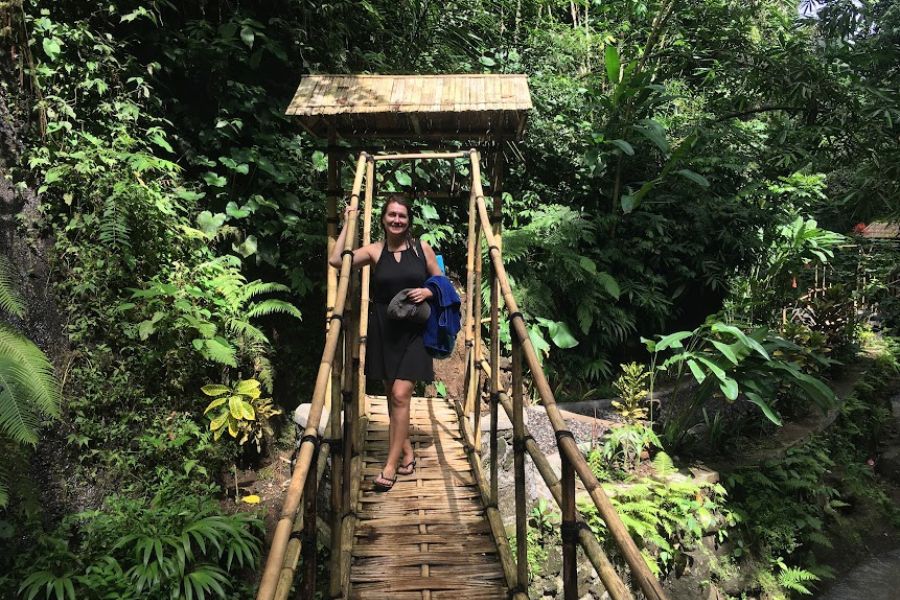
[365, 241, 434, 382]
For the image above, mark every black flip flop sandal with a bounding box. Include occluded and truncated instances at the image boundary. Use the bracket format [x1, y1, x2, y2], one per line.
[397, 459, 417, 476]
[372, 471, 397, 492]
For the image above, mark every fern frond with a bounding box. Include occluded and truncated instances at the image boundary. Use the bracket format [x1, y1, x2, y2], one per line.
[239, 281, 291, 303]
[98, 195, 132, 252]
[651, 452, 677, 477]
[227, 318, 270, 345]
[0, 325, 61, 445]
[0, 460, 8, 508]
[0, 255, 25, 318]
[246, 300, 302, 320]
[778, 565, 818, 595]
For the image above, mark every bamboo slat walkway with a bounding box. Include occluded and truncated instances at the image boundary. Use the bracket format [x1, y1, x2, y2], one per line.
[350, 395, 507, 599]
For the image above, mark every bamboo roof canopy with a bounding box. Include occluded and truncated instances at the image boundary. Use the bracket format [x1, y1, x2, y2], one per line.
[286, 74, 532, 140]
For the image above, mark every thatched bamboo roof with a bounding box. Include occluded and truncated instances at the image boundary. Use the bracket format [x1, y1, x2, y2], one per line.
[286, 74, 532, 140]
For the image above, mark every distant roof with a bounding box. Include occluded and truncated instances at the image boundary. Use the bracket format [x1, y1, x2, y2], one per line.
[285, 74, 532, 141]
[856, 221, 900, 240]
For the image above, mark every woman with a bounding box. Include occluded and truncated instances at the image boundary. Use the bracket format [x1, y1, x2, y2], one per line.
[329, 194, 442, 492]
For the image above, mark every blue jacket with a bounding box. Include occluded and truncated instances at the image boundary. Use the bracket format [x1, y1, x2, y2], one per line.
[424, 275, 461, 359]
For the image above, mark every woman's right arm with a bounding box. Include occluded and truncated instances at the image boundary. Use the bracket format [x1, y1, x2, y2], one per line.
[328, 206, 377, 269]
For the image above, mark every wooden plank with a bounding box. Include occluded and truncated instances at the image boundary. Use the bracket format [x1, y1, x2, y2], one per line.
[347, 396, 509, 598]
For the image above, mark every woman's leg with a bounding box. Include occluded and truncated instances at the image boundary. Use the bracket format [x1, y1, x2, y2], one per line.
[378, 379, 415, 483]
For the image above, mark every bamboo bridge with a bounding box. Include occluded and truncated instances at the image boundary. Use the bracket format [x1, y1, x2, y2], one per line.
[255, 75, 670, 600]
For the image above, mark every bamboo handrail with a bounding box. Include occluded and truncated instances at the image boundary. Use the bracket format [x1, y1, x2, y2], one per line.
[468, 149, 669, 600]
[477, 358, 634, 600]
[256, 152, 369, 600]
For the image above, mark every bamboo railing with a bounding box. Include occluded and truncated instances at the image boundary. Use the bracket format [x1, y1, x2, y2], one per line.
[257, 149, 668, 600]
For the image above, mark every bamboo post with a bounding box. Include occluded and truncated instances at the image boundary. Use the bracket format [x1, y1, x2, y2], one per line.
[512, 328, 528, 592]
[480, 150, 501, 506]
[328, 317, 344, 596]
[463, 186, 478, 417]
[273, 443, 331, 600]
[561, 450, 577, 600]
[472, 219, 484, 451]
[325, 146, 340, 422]
[468, 149, 669, 600]
[299, 443, 319, 600]
[257, 153, 368, 600]
[358, 158, 374, 419]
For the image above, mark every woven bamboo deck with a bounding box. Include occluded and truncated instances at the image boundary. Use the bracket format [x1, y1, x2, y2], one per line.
[349, 395, 507, 599]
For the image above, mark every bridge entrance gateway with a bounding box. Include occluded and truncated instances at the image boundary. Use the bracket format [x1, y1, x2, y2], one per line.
[256, 74, 669, 600]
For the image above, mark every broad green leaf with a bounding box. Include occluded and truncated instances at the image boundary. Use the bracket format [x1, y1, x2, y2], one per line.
[686, 359, 706, 383]
[209, 412, 228, 431]
[150, 133, 173, 153]
[609, 139, 634, 156]
[202, 384, 230, 396]
[225, 201, 251, 219]
[421, 205, 439, 220]
[604, 45, 621, 84]
[711, 340, 739, 365]
[229, 395, 244, 419]
[196, 211, 226, 236]
[241, 401, 256, 420]
[233, 235, 258, 258]
[676, 169, 710, 187]
[632, 119, 669, 153]
[696, 356, 729, 385]
[710, 323, 770, 360]
[621, 194, 638, 213]
[203, 172, 227, 187]
[235, 379, 260, 395]
[395, 171, 412, 186]
[42, 38, 61, 60]
[745, 392, 782, 426]
[546, 320, 579, 349]
[240, 26, 255, 49]
[479, 55, 496, 67]
[719, 376, 739, 401]
[204, 397, 227, 414]
[597, 272, 621, 299]
[655, 330, 693, 351]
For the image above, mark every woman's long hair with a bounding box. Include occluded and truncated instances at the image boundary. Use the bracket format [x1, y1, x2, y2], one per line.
[380, 194, 419, 257]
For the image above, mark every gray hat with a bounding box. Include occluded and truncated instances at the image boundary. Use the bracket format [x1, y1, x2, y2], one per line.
[387, 288, 431, 324]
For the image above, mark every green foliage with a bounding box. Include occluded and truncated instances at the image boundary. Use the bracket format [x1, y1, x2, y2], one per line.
[0, 262, 61, 507]
[0, 256, 24, 318]
[645, 320, 836, 448]
[612, 362, 651, 422]
[202, 379, 282, 451]
[581, 477, 734, 577]
[16, 475, 262, 600]
[594, 423, 662, 475]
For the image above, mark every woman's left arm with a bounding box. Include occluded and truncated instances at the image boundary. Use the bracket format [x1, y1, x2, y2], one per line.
[421, 240, 442, 277]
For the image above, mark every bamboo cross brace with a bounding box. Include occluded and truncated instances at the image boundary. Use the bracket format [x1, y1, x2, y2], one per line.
[467, 149, 669, 600]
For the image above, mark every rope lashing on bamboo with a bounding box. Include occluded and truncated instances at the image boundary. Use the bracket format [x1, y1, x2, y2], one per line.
[256, 152, 369, 600]
[468, 148, 669, 600]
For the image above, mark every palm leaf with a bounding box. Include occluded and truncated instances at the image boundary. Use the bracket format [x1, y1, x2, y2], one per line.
[0, 325, 61, 445]
[0, 255, 25, 318]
